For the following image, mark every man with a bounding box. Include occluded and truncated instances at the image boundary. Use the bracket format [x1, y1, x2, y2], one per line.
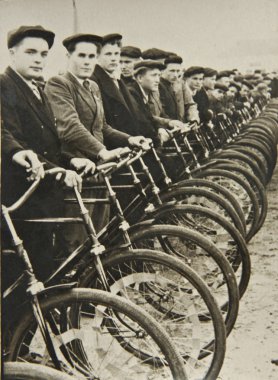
[159, 55, 183, 120]
[45, 33, 148, 234]
[92, 33, 140, 135]
[129, 60, 190, 180]
[45, 34, 145, 163]
[182, 66, 204, 122]
[216, 71, 231, 87]
[208, 82, 229, 115]
[120, 45, 142, 86]
[194, 67, 217, 123]
[128, 59, 170, 143]
[1, 25, 84, 285]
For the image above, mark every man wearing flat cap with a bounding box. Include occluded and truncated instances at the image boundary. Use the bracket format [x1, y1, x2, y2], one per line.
[181, 66, 205, 123]
[45, 33, 148, 235]
[91, 34, 142, 136]
[159, 55, 183, 120]
[1, 25, 84, 288]
[193, 67, 217, 123]
[216, 71, 231, 87]
[128, 60, 190, 143]
[208, 82, 229, 115]
[120, 45, 142, 86]
[141, 48, 169, 63]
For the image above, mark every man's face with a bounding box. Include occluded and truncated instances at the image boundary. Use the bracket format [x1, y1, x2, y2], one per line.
[240, 85, 249, 97]
[120, 56, 137, 77]
[10, 37, 49, 80]
[163, 63, 181, 83]
[213, 89, 225, 100]
[98, 43, 120, 73]
[68, 42, 98, 79]
[186, 73, 204, 91]
[203, 75, 216, 90]
[217, 76, 230, 87]
[138, 68, 161, 92]
[227, 86, 238, 98]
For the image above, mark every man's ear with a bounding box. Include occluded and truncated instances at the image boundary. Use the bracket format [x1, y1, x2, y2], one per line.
[9, 48, 15, 57]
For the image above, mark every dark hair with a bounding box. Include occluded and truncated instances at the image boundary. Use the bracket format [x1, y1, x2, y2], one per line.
[102, 40, 122, 49]
[67, 41, 101, 54]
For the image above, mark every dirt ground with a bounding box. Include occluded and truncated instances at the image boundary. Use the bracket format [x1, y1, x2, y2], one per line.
[218, 159, 278, 380]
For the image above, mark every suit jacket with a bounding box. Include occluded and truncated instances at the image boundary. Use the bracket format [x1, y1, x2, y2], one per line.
[1, 66, 69, 212]
[92, 64, 139, 136]
[128, 81, 159, 140]
[45, 71, 130, 159]
[159, 77, 179, 120]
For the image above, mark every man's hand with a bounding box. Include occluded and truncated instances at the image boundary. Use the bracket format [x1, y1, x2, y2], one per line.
[70, 158, 96, 177]
[12, 150, 45, 181]
[56, 170, 83, 192]
[168, 120, 185, 129]
[158, 128, 170, 145]
[98, 147, 131, 163]
[128, 136, 152, 151]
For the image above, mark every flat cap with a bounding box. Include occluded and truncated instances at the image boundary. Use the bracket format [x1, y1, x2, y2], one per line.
[215, 83, 229, 92]
[121, 46, 142, 58]
[229, 81, 241, 91]
[164, 55, 183, 65]
[257, 83, 269, 91]
[233, 75, 244, 83]
[63, 33, 102, 50]
[203, 67, 218, 77]
[183, 66, 204, 78]
[134, 59, 165, 74]
[242, 80, 253, 89]
[8, 25, 55, 49]
[142, 48, 169, 60]
[216, 71, 231, 79]
[102, 33, 122, 46]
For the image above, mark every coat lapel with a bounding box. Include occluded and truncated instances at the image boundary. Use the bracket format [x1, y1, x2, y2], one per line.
[65, 71, 97, 114]
[6, 67, 58, 135]
[92, 65, 131, 112]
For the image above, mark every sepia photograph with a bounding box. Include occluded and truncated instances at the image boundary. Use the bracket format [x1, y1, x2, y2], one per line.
[1, 0, 278, 379]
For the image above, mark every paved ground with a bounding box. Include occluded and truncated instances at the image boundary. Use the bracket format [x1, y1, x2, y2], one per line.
[218, 159, 278, 379]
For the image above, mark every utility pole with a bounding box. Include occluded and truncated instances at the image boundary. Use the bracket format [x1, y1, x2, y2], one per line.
[72, 0, 78, 34]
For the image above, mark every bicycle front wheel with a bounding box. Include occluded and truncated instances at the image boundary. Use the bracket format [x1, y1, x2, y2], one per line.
[6, 288, 187, 380]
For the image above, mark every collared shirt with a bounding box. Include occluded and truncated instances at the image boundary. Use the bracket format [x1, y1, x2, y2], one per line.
[138, 84, 149, 104]
[69, 71, 90, 88]
[14, 69, 42, 100]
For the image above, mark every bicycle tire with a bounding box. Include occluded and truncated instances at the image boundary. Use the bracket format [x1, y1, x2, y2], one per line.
[193, 168, 260, 241]
[4, 362, 74, 380]
[159, 185, 246, 237]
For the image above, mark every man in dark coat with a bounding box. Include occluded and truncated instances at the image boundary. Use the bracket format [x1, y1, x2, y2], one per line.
[159, 55, 183, 120]
[194, 67, 217, 123]
[120, 45, 141, 87]
[1, 26, 85, 288]
[91, 34, 140, 136]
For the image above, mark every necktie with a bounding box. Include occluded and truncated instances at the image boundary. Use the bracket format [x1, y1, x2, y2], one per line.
[83, 79, 91, 92]
[31, 80, 42, 101]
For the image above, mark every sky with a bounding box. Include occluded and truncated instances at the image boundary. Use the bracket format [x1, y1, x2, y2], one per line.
[0, 0, 277, 78]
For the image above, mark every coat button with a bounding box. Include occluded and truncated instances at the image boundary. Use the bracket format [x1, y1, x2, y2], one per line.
[43, 151, 48, 155]
[41, 125, 44, 129]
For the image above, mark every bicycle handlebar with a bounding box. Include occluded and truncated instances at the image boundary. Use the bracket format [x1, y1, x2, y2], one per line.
[3, 168, 67, 213]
